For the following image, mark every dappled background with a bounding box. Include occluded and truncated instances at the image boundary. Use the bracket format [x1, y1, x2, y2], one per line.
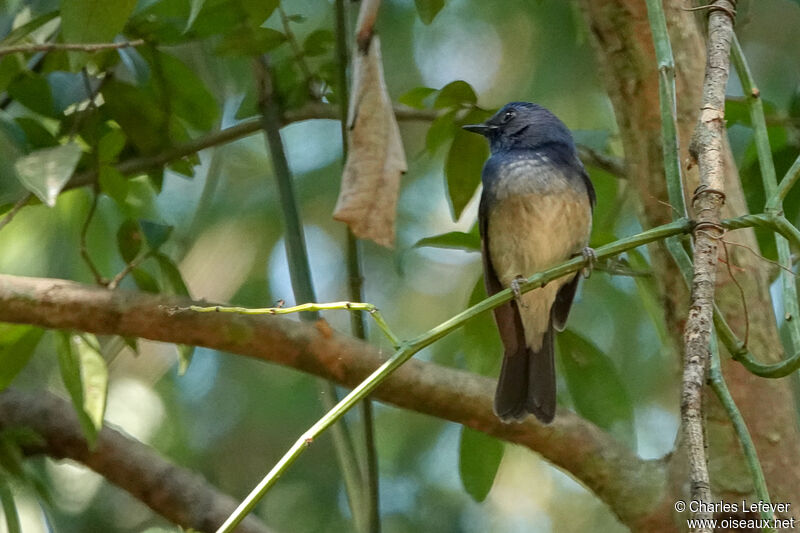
[1, 0, 799, 531]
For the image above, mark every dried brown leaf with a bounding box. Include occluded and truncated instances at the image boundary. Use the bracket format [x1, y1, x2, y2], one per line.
[333, 36, 407, 248]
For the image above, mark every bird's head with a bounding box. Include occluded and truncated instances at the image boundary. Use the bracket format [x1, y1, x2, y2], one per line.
[462, 102, 574, 153]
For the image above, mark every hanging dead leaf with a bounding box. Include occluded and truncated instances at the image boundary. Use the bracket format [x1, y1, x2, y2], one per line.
[333, 35, 407, 248]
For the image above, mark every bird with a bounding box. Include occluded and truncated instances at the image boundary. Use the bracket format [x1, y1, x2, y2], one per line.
[463, 102, 595, 424]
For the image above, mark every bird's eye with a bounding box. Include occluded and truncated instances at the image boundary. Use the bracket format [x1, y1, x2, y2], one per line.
[502, 110, 515, 123]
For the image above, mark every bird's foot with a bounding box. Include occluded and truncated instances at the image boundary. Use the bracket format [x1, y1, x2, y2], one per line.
[510, 275, 528, 308]
[580, 247, 597, 278]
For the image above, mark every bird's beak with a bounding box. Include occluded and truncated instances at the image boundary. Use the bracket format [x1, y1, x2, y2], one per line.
[462, 123, 496, 136]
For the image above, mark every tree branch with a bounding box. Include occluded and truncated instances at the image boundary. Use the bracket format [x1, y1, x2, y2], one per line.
[0, 272, 665, 529]
[684, 1, 737, 529]
[0, 388, 273, 533]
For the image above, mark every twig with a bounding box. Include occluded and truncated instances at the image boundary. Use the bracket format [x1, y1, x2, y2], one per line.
[186, 301, 399, 347]
[106, 250, 154, 291]
[719, 238, 750, 346]
[0, 39, 145, 57]
[79, 190, 106, 285]
[0, 194, 31, 233]
[684, 1, 737, 530]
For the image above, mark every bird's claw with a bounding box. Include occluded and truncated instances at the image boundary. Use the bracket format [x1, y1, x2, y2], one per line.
[510, 275, 528, 308]
[581, 247, 597, 278]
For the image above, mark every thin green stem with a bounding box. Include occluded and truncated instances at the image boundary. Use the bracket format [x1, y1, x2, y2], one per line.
[708, 336, 774, 531]
[335, 0, 381, 528]
[215, 217, 692, 533]
[645, 0, 687, 220]
[0, 478, 21, 533]
[186, 301, 399, 346]
[768, 154, 800, 211]
[731, 35, 800, 364]
[253, 55, 366, 526]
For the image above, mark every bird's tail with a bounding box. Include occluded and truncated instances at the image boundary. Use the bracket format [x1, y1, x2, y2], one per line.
[494, 323, 555, 424]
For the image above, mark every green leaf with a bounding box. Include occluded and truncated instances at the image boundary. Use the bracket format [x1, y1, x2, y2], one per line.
[303, 29, 334, 57]
[425, 108, 457, 153]
[116, 219, 142, 263]
[458, 426, 503, 502]
[242, 0, 280, 26]
[434, 80, 477, 109]
[132, 267, 159, 293]
[155, 253, 189, 296]
[14, 117, 58, 149]
[98, 128, 126, 163]
[414, 0, 446, 25]
[0, 477, 21, 533]
[185, 0, 207, 32]
[445, 128, 488, 220]
[557, 329, 636, 448]
[98, 165, 128, 205]
[216, 27, 285, 56]
[398, 86, 436, 109]
[176, 344, 195, 376]
[0, 10, 58, 46]
[56, 333, 109, 447]
[14, 142, 83, 207]
[101, 80, 172, 154]
[0, 325, 44, 391]
[414, 229, 479, 251]
[7, 72, 55, 117]
[61, 0, 137, 43]
[141, 50, 219, 131]
[140, 220, 173, 250]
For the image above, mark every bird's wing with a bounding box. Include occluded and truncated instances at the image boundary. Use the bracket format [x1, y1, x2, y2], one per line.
[478, 192, 525, 356]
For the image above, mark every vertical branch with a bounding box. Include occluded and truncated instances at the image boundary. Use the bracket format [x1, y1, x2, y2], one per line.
[252, 54, 365, 524]
[684, 1, 737, 529]
[335, 0, 382, 530]
[644, 0, 687, 221]
[730, 35, 800, 358]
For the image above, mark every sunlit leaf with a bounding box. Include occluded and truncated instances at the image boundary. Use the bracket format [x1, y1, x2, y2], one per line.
[459, 426, 503, 502]
[414, 0, 446, 25]
[434, 80, 476, 109]
[56, 333, 108, 448]
[116, 219, 142, 263]
[0, 10, 58, 46]
[185, 0, 207, 32]
[14, 142, 83, 207]
[0, 325, 44, 391]
[445, 128, 487, 220]
[414, 229, 479, 251]
[99, 165, 128, 205]
[557, 329, 636, 448]
[61, 0, 137, 43]
[398, 86, 436, 109]
[98, 128, 127, 163]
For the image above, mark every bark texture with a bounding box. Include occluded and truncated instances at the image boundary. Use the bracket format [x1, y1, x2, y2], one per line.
[577, 0, 800, 528]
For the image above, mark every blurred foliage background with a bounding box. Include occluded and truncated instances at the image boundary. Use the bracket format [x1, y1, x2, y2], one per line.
[0, 0, 798, 532]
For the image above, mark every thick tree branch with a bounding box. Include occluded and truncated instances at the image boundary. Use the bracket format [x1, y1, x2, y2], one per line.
[0, 388, 273, 533]
[0, 273, 664, 529]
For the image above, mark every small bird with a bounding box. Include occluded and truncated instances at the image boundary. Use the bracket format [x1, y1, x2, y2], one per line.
[463, 102, 595, 424]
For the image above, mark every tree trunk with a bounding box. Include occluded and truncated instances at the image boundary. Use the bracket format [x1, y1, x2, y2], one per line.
[577, 1, 800, 528]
